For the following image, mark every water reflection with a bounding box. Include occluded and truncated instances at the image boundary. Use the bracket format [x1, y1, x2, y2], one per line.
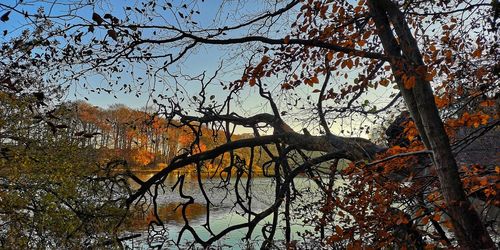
[126, 202, 206, 230]
[124, 171, 322, 248]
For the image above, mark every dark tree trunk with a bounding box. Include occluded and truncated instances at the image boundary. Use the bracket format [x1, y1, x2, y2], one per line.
[367, 1, 494, 248]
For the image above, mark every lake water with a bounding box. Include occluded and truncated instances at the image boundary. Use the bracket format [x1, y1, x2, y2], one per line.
[123, 172, 325, 249]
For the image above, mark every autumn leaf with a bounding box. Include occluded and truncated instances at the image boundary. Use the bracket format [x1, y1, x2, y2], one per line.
[281, 83, 292, 90]
[479, 177, 488, 186]
[444, 50, 453, 60]
[335, 225, 344, 235]
[346, 59, 353, 69]
[326, 51, 334, 61]
[403, 76, 416, 89]
[379, 78, 390, 87]
[443, 220, 454, 229]
[1, 11, 11, 22]
[310, 76, 319, 84]
[415, 208, 425, 217]
[432, 213, 441, 222]
[434, 96, 448, 109]
[107, 29, 118, 41]
[92, 13, 104, 25]
[422, 216, 430, 225]
[479, 100, 495, 107]
[249, 78, 256, 86]
[472, 48, 482, 58]
[261, 55, 270, 64]
[283, 35, 290, 44]
[424, 69, 437, 81]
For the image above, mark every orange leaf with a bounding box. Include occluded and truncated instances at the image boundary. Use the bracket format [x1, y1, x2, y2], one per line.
[327, 51, 334, 61]
[362, 30, 372, 40]
[311, 76, 319, 84]
[404, 76, 416, 89]
[249, 78, 256, 86]
[472, 48, 482, 58]
[444, 50, 452, 60]
[432, 213, 441, 222]
[346, 59, 353, 69]
[443, 220, 453, 229]
[434, 96, 448, 108]
[424, 243, 436, 250]
[479, 178, 488, 186]
[479, 100, 495, 107]
[304, 78, 312, 87]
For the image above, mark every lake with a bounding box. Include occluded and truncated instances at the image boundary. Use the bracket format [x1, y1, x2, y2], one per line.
[123, 172, 327, 249]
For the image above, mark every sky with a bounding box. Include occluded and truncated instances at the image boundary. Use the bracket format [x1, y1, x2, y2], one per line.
[0, 0, 399, 137]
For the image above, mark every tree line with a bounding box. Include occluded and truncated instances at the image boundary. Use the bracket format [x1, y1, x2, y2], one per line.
[5, 100, 268, 172]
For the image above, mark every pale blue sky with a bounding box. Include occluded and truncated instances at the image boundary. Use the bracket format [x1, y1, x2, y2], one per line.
[1, 0, 399, 136]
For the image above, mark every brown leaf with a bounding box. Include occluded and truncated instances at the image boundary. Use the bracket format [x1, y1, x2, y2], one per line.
[107, 29, 118, 41]
[327, 51, 333, 61]
[249, 78, 256, 86]
[1, 11, 11, 22]
[283, 35, 290, 44]
[92, 13, 104, 25]
[346, 59, 353, 69]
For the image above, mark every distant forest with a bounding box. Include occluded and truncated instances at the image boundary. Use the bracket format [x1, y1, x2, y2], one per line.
[3, 100, 268, 173]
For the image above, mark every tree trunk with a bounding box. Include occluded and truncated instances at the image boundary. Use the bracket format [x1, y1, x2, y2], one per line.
[367, 1, 494, 248]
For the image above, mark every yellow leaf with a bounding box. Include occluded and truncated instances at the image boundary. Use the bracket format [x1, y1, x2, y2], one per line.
[408, 134, 415, 141]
